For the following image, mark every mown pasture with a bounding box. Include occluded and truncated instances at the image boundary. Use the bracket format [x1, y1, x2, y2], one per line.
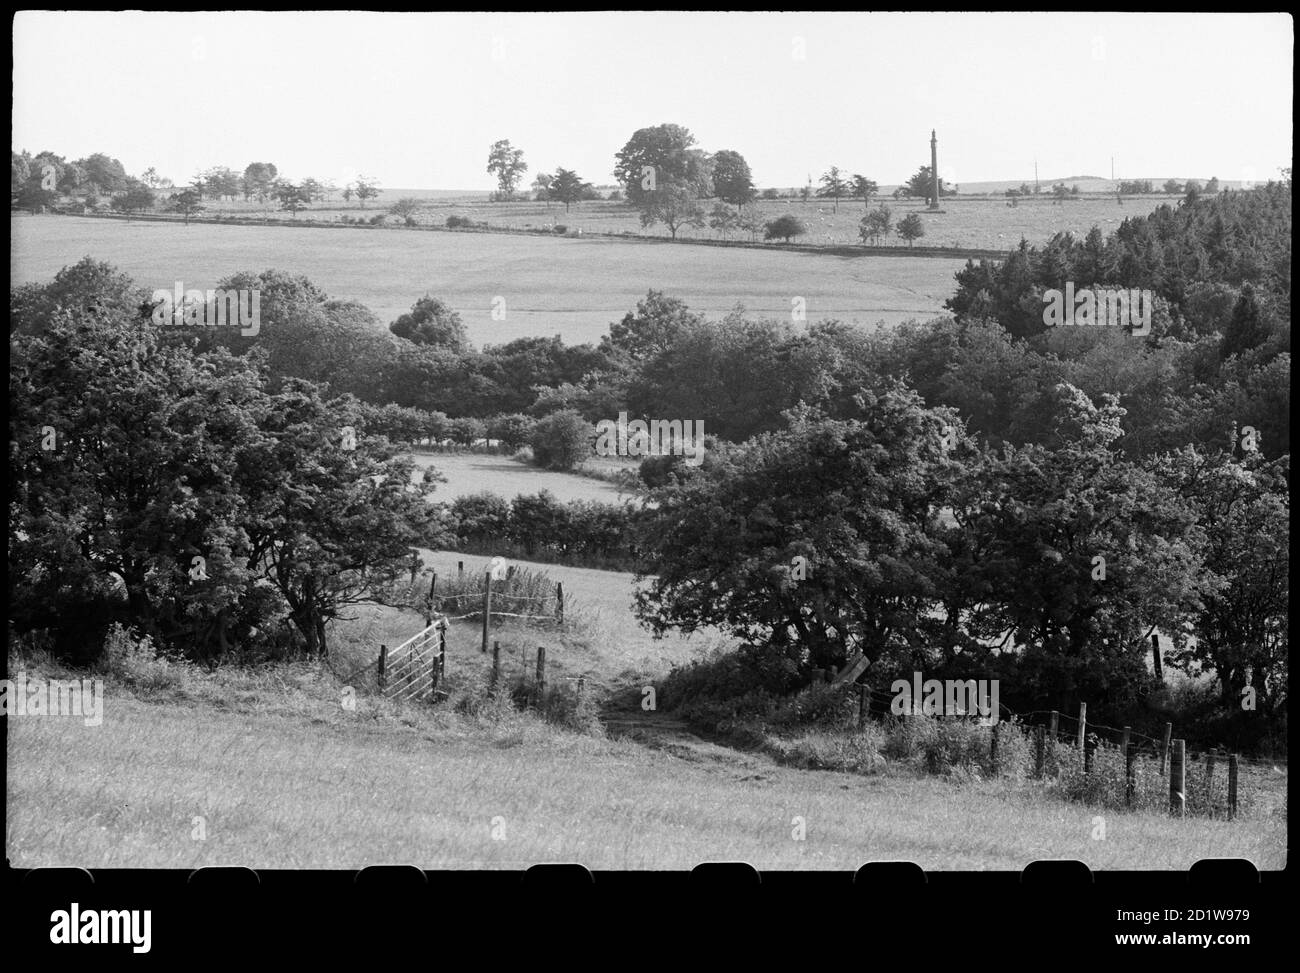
[10, 214, 963, 347]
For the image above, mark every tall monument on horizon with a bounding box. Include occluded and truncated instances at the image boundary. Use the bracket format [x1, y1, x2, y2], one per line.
[929, 129, 941, 210]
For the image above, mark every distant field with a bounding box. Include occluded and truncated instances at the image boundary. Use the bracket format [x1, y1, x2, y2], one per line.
[387, 193, 1156, 251]
[408, 452, 630, 504]
[11, 215, 963, 345]
[165, 189, 1171, 250]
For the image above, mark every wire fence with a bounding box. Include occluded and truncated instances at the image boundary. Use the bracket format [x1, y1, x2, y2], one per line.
[838, 680, 1281, 818]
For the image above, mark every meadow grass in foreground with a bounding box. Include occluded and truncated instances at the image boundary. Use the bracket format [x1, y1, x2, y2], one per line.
[6, 658, 1286, 871]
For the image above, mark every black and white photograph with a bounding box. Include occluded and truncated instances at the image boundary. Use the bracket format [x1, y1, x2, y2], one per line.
[7, 9, 1289, 907]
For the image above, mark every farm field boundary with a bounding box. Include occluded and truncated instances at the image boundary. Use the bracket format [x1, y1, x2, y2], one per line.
[57, 209, 1015, 261]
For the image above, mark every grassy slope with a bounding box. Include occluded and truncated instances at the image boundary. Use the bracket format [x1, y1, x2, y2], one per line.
[329, 551, 720, 696]
[7, 668, 1285, 870]
[8, 556, 1287, 871]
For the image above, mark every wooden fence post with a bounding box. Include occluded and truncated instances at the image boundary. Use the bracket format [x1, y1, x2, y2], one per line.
[1204, 749, 1217, 812]
[425, 571, 438, 626]
[1125, 735, 1136, 807]
[577, 675, 585, 704]
[481, 570, 492, 654]
[555, 582, 565, 625]
[1228, 755, 1238, 820]
[1160, 723, 1173, 775]
[438, 623, 447, 682]
[1084, 735, 1094, 775]
[535, 646, 546, 705]
[430, 640, 440, 695]
[1076, 702, 1087, 750]
[491, 640, 501, 692]
[1151, 631, 1163, 681]
[1049, 710, 1059, 742]
[457, 560, 464, 580]
[1034, 726, 1046, 778]
[1169, 739, 1186, 817]
[990, 723, 999, 775]
[857, 684, 869, 730]
[377, 644, 388, 692]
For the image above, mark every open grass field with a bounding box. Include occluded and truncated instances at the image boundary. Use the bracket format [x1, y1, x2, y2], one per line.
[408, 451, 631, 504]
[11, 214, 963, 347]
[6, 663, 1285, 870]
[380, 193, 1159, 251]
[154, 186, 1181, 251]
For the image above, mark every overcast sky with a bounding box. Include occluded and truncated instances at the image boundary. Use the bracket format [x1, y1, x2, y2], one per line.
[12, 11, 1294, 190]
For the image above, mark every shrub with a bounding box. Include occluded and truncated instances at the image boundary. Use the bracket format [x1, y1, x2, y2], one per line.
[359, 402, 435, 444]
[451, 492, 512, 547]
[529, 409, 592, 471]
[435, 488, 640, 569]
[770, 682, 857, 729]
[446, 215, 470, 228]
[487, 413, 537, 450]
[100, 622, 181, 689]
[564, 500, 638, 561]
[661, 642, 804, 717]
[446, 416, 487, 447]
[510, 491, 570, 556]
[553, 224, 568, 234]
[368, 214, 386, 226]
[422, 410, 450, 444]
[679, 689, 781, 732]
[639, 453, 680, 488]
[764, 215, 807, 243]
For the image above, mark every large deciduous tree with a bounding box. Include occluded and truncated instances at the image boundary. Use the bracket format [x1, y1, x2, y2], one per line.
[638, 183, 705, 239]
[711, 149, 756, 209]
[613, 123, 712, 210]
[9, 266, 445, 660]
[486, 139, 528, 199]
[388, 295, 470, 353]
[635, 389, 960, 674]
